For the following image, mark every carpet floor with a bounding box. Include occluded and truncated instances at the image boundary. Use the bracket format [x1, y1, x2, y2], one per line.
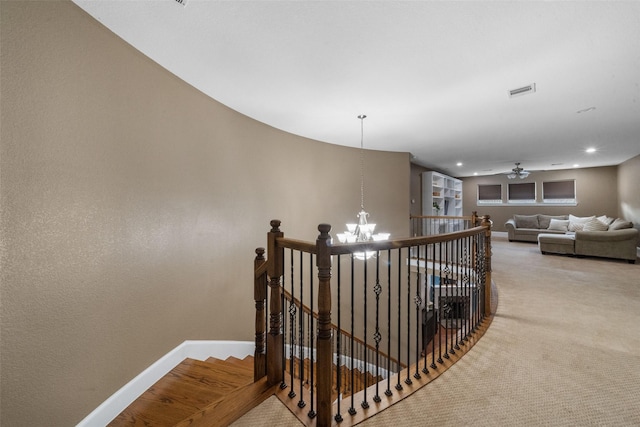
[233, 235, 640, 426]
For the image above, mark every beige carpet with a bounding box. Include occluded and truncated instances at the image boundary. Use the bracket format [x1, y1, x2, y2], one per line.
[233, 235, 640, 426]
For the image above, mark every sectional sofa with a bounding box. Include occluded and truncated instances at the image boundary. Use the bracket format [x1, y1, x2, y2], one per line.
[505, 214, 638, 263]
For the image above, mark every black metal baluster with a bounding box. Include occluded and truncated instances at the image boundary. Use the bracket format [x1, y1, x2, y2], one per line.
[437, 241, 444, 365]
[349, 255, 356, 416]
[421, 244, 429, 375]
[454, 238, 461, 351]
[405, 246, 412, 386]
[430, 242, 438, 370]
[335, 255, 343, 423]
[385, 249, 393, 397]
[395, 248, 403, 391]
[414, 248, 422, 380]
[362, 256, 369, 409]
[463, 236, 471, 343]
[373, 252, 382, 403]
[287, 249, 296, 396]
[298, 251, 305, 409]
[308, 253, 316, 419]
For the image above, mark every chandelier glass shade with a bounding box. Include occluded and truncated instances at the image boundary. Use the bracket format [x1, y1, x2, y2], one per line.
[507, 162, 530, 179]
[336, 115, 390, 258]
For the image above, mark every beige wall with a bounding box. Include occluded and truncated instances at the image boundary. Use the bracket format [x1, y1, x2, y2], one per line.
[0, 2, 410, 425]
[618, 155, 640, 227]
[410, 163, 639, 235]
[461, 166, 620, 232]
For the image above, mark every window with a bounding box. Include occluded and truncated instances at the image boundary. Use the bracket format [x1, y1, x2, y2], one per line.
[477, 184, 502, 204]
[543, 180, 576, 204]
[508, 182, 536, 203]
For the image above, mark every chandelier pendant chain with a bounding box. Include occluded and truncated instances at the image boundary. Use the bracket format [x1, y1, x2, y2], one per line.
[359, 114, 366, 211]
[336, 114, 389, 259]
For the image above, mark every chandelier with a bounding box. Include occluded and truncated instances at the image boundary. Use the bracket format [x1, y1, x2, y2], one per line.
[507, 162, 530, 179]
[336, 115, 390, 257]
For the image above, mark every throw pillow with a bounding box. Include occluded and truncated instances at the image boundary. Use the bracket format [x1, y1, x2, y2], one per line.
[514, 214, 539, 229]
[547, 218, 569, 232]
[568, 215, 596, 232]
[597, 215, 615, 226]
[538, 215, 568, 229]
[582, 218, 609, 231]
[609, 218, 633, 230]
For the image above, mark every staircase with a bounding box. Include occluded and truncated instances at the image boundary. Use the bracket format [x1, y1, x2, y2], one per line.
[106, 353, 386, 426]
[107, 355, 276, 427]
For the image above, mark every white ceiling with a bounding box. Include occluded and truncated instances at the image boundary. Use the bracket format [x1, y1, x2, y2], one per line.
[72, 0, 640, 177]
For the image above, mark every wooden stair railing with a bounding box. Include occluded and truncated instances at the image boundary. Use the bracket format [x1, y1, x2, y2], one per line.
[254, 215, 494, 426]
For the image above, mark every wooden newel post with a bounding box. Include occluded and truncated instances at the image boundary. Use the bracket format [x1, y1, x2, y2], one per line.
[481, 215, 492, 317]
[315, 224, 333, 427]
[267, 220, 284, 386]
[254, 247, 267, 381]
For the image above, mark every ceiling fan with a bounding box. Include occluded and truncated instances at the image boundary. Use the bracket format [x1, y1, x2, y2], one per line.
[507, 162, 530, 179]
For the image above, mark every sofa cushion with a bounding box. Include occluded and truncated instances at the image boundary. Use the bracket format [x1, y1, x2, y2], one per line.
[547, 218, 570, 232]
[568, 215, 596, 232]
[514, 214, 539, 229]
[538, 214, 568, 229]
[582, 217, 609, 231]
[609, 218, 633, 230]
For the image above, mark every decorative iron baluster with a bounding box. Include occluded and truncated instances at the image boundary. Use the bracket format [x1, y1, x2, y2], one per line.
[429, 242, 438, 371]
[287, 249, 296, 397]
[395, 248, 403, 391]
[421, 244, 429, 375]
[334, 255, 343, 423]
[348, 254, 356, 416]
[361, 256, 369, 409]
[308, 253, 316, 419]
[436, 240, 444, 365]
[373, 252, 382, 403]
[454, 239, 461, 352]
[405, 246, 412, 386]
[414, 250, 422, 380]
[297, 251, 305, 409]
[385, 249, 393, 397]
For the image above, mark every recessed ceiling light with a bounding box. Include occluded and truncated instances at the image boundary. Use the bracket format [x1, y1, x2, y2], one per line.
[473, 172, 478, 176]
[456, 162, 463, 166]
[573, 164, 580, 168]
[586, 147, 597, 153]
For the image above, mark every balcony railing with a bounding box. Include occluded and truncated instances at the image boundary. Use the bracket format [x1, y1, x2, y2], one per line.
[254, 214, 493, 426]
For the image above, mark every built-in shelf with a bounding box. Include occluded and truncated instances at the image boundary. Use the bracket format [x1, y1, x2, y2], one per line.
[422, 171, 463, 217]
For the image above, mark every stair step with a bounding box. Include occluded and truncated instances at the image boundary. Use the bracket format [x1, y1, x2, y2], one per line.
[174, 376, 278, 427]
[107, 357, 255, 426]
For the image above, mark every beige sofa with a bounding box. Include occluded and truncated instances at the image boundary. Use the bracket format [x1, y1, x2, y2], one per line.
[505, 214, 568, 242]
[506, 214, 638, 264]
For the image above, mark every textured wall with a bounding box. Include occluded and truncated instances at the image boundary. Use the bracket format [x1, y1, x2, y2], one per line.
[0, 2, 410, 425]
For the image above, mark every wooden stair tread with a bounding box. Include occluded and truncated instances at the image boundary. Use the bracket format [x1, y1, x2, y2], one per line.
[206, 356, 254, 374]
[174, 376, 278, 427]
[108, 356, 256, 426]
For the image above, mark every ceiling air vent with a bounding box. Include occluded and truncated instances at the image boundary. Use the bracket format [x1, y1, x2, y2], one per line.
[173, 0, 187, 7]
[509, 83, 536, 98]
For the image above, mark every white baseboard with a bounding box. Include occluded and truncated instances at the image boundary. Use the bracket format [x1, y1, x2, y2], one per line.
[76, 340, 253, 427]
